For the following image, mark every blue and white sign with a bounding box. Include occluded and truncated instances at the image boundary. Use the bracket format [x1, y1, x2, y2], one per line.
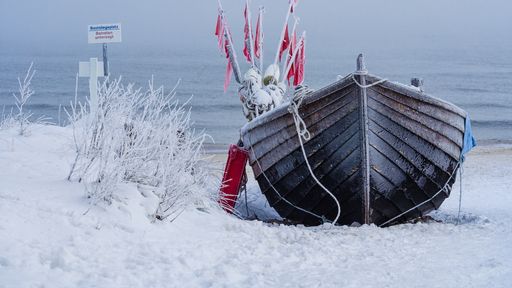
[88, 23, 122, 44]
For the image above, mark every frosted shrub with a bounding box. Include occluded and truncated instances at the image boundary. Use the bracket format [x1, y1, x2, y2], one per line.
[13, 63, 36, 135]
[67, 77, 215, 220]
[1, 63, 50, 133]
[0, 107, 15, 130]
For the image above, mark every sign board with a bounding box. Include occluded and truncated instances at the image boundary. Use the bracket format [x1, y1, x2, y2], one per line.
[79, 60, 104, 77]
[78, 58, 104, 115]
[88, 23, 122, 44]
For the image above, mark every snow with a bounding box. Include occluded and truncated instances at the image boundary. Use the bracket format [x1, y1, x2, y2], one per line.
[1, 124, 511, 287]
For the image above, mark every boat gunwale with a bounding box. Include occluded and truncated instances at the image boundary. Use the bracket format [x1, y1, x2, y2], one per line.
[240, 72, 467, 139]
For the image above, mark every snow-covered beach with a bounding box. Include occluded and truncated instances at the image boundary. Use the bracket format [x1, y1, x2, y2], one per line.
[0, 125, 510, 287]
[1, 0, 512, 286]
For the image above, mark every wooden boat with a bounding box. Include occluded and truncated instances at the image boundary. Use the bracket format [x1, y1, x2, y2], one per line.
[240, 54, 470, 226]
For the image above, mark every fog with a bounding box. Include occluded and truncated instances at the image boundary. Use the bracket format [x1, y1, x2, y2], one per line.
[1, 0, 510, 56]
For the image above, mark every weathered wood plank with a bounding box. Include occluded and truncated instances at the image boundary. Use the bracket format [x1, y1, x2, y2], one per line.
[244, 86, 357, 158]
[248, 97, 359, 174]
[369, 121, 451, 183]
[368, 100, 461, 159]
[366, 74, 467, 118]
[370, 84, 465, 132]
[241, 74, 355, 133]
[369, 89, 464, 146]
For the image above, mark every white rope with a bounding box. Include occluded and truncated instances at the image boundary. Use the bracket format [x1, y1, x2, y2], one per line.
[246, 135, 327, 222]
[288, 86, 341, 226]
[379, 161, 462, 227]
[351, 74, 387, 89]
[457, 162, 464, 225]
[288, 87, 310, 140]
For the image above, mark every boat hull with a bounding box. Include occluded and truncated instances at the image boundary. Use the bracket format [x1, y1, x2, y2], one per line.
[241, 72, 466, 226]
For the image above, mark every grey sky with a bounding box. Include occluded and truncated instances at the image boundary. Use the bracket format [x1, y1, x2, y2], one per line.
[1, 0, 510, 56]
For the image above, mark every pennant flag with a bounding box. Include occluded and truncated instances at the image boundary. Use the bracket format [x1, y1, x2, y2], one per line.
[224, 60, 233, 92]
[278, 24, 290, 62]
[254, 13, 262, 59]
[293, 37, 306, 86]
[223, 33, 234, 92]
[242, 3, 252, 63]
[215, 13, 225, 52]
[286, 30, 297, 84]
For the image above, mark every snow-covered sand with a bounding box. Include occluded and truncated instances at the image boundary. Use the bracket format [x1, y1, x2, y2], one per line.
[0, 125, 511, 287]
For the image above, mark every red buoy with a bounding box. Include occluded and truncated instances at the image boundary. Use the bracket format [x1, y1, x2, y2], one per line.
[219, 144, 249, 213]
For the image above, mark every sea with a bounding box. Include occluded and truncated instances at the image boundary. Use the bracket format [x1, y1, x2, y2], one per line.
[1, 45, 511, 146]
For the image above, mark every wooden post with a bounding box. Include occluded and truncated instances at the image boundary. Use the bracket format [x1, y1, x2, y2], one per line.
[356, 54, 371, 225]
[89, 58, 99, 115]
[79, 57, 104, 116]
[102, 43, 109, 78]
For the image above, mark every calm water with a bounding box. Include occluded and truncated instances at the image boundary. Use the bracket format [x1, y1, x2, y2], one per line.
[1, 45, 511, 145]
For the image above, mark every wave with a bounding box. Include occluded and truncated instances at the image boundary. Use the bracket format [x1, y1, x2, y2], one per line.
[471, 120, 512, 128]
[189, 104, 242, 112]
[461, 103, 512, 109]
[453, 87, 491, 94]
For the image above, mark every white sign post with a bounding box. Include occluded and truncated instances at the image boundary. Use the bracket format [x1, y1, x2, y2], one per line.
[87, 23, 122, 78]
[79, 58, 104, 115]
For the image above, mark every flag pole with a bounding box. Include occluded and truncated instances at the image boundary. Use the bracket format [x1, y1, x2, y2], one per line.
[258, 6, 264, 72]
[274, 0, 295, 65]
[283, 31, 305, 84]
[218, 1, 242, 84]
[282, 17, 299, 79]
[245, 0, 256, 68]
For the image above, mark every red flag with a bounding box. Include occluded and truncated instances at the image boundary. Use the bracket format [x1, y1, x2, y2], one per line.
[224, 35, 230, 57]
[215, 14, 224, 52]
[254, 13, 261, 59]
[223, 34, 233, 92]
[293, 38, 305, 86]
[278, 24, 290, 62]
[224, 60, 233, 92]
[286, 30, 297, 84]
[242, 4, 252, 63]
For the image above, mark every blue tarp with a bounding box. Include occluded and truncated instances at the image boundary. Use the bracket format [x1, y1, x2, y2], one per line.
[461, 114, 477, 161]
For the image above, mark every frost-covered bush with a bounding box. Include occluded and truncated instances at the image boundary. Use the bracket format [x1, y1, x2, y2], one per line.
[13, 63, 36, 135]
[0, 107, 15, 130]
[1, 63, 49, 133]
[67, 77, 215, 220]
